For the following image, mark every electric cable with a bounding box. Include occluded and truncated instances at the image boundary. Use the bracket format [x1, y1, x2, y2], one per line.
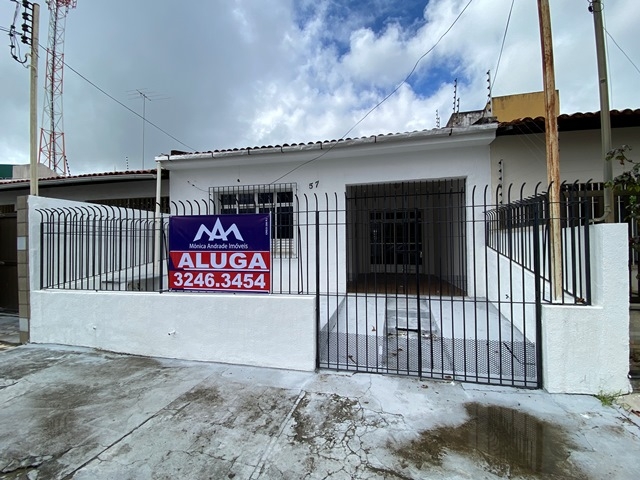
[488, 0, 515, 106]
[4, 23, 196, 156]
[604, 29, 640, 77]
[270, 0, 476, 184]
[59, 58, 197, 151]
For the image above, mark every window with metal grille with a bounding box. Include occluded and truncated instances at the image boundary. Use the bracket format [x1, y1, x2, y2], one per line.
[0, 204, 16, 214]
[210, 183, 296, 257]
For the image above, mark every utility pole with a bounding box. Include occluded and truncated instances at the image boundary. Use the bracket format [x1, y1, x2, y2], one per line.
[29, 3, 40, 195]
[537, 0, 563, 301]
[141, 90, 147, 169]
[9, 1, 40, 193]
[590, 0, 614, 223]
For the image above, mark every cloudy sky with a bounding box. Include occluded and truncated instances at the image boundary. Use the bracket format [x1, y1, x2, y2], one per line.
[1, 0, 639, 175]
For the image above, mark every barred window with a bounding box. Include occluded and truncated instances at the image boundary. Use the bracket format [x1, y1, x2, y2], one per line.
[210, 183, 296, 256]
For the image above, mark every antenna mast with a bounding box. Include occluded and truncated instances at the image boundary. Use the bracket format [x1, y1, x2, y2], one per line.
[38, 0, 77, 176]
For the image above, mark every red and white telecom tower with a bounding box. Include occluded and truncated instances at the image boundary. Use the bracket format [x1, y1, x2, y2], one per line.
[38, 0, 77, 176]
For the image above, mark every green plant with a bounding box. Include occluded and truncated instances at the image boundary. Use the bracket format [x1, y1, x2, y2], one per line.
[606, 145, 640, 258]
[595, 390, 622, 407]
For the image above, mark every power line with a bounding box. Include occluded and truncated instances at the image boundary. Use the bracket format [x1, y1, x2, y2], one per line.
[60, 59, 196, 151]
[489, 0, 515, 101]
[4, 27, 197, 152]
[604, 29, 640, 77]
[270, 0, 476, 184]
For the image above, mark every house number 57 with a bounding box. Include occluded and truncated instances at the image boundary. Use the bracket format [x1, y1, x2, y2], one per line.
[309, 181, 319, 189]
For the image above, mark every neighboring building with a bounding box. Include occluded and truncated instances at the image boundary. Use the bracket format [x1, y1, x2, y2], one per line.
[492, 109, 640, 197]
[0, 169, 169, 213]
[445, 91, 557, 128]
[0, 168, 169, 312]
[0, 163, 57, 181]
[491, 91, 559, 123]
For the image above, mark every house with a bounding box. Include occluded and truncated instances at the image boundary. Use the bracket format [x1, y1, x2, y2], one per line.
[14, 99, 631, 394]
[159, 124, 497, 300]
[491, 108, 640, 301]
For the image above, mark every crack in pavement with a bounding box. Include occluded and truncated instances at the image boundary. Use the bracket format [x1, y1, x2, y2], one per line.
[248, 389, 307, 480]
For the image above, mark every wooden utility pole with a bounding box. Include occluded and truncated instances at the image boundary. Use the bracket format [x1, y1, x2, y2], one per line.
[537, 0, 563, 301]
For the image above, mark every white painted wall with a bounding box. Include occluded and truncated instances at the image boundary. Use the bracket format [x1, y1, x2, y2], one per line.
[491, 127, 640, 197]
[167, 129, 495, 205]
[30, 290, 316, 371]
[541, 223, 631, 394]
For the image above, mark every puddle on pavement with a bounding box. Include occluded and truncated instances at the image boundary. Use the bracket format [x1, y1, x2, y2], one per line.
[397, 402, 583, 479]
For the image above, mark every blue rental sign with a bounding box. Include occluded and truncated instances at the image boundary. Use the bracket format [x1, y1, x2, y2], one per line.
[169, 214, 271, 293]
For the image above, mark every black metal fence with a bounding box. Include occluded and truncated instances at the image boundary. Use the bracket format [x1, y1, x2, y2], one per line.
[304, 181, 539, 387]
[37, 180, 602, 387]
[485, 182, 592, 305]
[38, 206, 167, 291]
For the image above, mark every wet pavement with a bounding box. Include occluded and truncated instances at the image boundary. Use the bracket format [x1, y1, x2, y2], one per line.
[0, 345, 639, 479]
[0, 313, 19, 351]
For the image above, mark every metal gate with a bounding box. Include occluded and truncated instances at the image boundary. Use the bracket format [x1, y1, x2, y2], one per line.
[313, 180, 594, 389]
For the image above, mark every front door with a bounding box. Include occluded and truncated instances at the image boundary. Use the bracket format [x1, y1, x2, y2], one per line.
[369, 209, 422, 274]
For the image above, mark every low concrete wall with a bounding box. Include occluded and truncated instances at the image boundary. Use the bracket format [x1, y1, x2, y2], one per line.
[30, 290, 316, 372]
[542, 224, 631, 394]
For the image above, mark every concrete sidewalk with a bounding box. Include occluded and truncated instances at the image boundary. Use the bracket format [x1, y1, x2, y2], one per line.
[0, 345, 639, 479]
[0, 313, 19, 348]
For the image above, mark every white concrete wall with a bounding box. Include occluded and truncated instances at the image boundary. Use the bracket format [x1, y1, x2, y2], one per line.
[30, 290, 316, 371]
[166, 129, 495, 206]
[542, 223, 631, 394]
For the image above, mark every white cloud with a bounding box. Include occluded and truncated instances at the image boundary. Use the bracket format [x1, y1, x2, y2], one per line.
[0, 0, 639, 175]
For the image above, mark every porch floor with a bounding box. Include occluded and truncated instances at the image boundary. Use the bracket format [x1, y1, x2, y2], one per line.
[347, 273, 465, 296]
[318, 295, 537, 387]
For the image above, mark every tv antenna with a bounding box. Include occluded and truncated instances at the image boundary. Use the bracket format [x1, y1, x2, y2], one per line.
[127, 89, 169, 169]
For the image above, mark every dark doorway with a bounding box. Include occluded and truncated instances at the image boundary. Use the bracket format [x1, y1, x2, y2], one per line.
[0, 214, 18, 312]
[346, 179, 467, 296]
